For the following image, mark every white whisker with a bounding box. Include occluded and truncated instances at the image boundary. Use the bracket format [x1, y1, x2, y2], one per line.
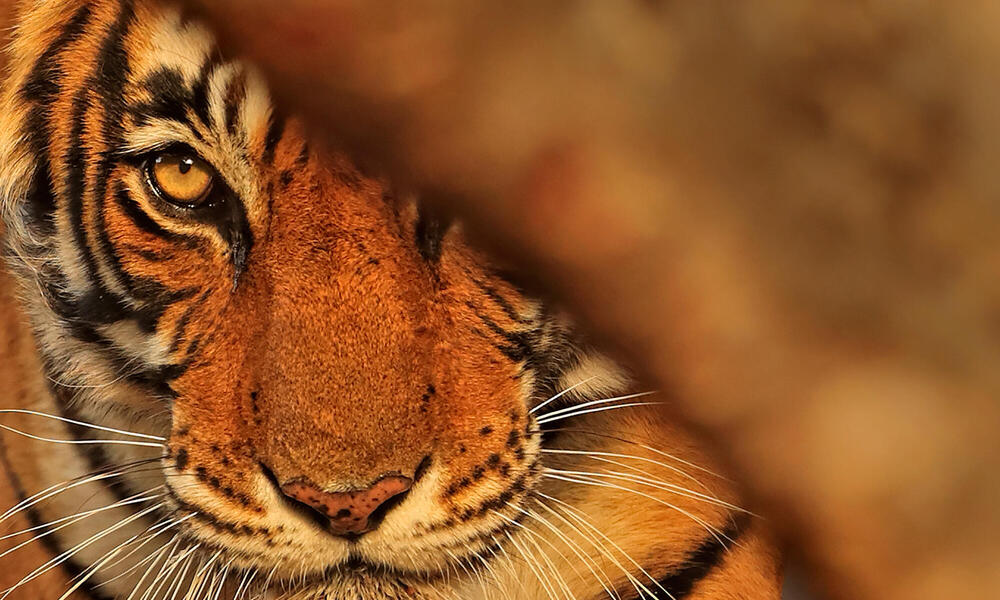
[0, 489, 162, 543]
[541, 448, 716, 494]
[1, 502, 165, 599]
[1, 464, 159, 525]
[537, 402, 662, 426]
[0, 423, 166, 448]
[546, 466, 748, 514]
[543, 472, 730, 548]
[124, 537, 177, 600]
[535, 391, 656, 422]
[537, 492, 672, 600]
[520, 503, 621, 600]
[530, 376, 599, 415]
[0, 408, 166, 440]
[0, 490, 163, 561]
[490, 534, 532, 600]
[493, 509, 581, 600]
[96, 520, 196, 590]
[545, 430, 729, 481]
[165, 546, 200, 600]
[504, 530, 560, 600]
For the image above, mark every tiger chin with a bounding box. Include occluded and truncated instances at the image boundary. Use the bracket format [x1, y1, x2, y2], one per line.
[0, 1, 781, 599]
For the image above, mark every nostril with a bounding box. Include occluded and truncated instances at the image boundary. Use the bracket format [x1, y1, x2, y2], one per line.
[260, 462, 332, 530]
[269, 470, 414, 537]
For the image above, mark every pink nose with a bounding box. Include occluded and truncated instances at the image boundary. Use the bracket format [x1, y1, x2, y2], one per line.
[280, 475, 413, 536]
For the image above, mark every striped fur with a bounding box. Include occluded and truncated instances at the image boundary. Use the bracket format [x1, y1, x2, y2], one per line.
[0, 1, 781, 599]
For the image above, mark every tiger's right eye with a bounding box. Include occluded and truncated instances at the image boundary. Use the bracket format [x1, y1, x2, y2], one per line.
[147, 152, 215, 207]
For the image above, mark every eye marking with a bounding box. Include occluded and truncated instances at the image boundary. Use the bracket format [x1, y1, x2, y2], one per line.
[146, 151, 215, 207]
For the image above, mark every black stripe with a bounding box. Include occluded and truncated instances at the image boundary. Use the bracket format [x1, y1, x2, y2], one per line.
[647, 512, 751, 599]
[18, 4, 93, 233]
[261, 113, 286, 164]
[64, 86, 109, 298]
[469, 301, 581, 403]
[471, 276, 532, 324]
[414, 202, 449, 264]
[90, 0, 138, 299]
[469, 303, 537, 364]
[190, 52, 224, 128]
[168, 289, 212, 354]
[113, 184, 183, 241]
[23, 163, 59, 236]
[20, 4, 93, 103]
[223, 71, 247, 136]
[295, 142, 310, 167]
[130, 67, 194, 128]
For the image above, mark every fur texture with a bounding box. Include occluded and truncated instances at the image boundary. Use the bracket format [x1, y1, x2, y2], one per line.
[0, 1, 781, 598]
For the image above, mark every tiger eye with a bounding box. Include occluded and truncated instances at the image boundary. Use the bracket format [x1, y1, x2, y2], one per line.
[149, 153, 214, 206]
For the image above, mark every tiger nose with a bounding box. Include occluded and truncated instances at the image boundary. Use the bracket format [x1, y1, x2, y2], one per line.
[279, 475, 413, 536]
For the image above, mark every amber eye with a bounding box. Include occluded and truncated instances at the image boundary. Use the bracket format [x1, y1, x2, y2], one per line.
[147, 152, 215, 207]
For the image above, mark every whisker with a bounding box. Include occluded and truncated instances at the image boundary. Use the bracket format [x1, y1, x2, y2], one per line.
[519, 503, 621, 600]
[0, 408, 166, 441]
[490, 534, 533, 600]
[531, 498, 639, 600]
[539, 428, 729, 481]
[541, 448, 716, 495]
[504, 530, 561, 600]
[94, 519, 197, 589]
[536, 403, 663, 426]
[124, 540, 177, 600]
[164, 545, 199, 600]
[140, 537, 184, 600]
[0, 491, 161, 543]
[446, 548, 487, 600]
[474, 549, 512, 600]
[493, 509, 581, 600]
[1, 458, 163, 526]
[232, 568, 256, 600]
[173, 544, 208, 600]
[0, 423, 166, 449]
[543, 472, 731, 548]
[187, 549, 224, 600]
[1, 502, 166, 599]
[546, 466, 748, 514]
[537, 492, 672, 600]
[0, 490, 163, 560]
[535, 391, 656, 422]
[529, 376, 599, 415]
[58, 521, 161, 600]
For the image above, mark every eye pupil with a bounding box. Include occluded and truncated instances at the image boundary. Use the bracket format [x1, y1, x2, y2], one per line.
[147, 151, 215, 206]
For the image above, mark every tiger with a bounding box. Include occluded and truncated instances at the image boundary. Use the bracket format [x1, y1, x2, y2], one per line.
[0, 1, 782, 598]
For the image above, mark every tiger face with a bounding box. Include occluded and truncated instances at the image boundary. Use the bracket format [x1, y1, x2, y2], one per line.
[0, 1, 781, 599]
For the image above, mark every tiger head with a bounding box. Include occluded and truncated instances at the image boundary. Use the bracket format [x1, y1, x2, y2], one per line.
[0, 1, 779, 599]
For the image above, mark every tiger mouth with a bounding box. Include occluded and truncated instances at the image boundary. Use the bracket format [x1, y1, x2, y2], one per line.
[177, 529, 507, 598]
[163, 474, 524, 592]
